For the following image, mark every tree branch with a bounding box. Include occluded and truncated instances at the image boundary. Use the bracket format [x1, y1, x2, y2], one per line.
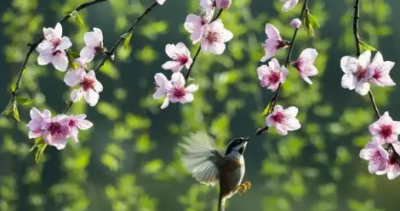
[256, 0, 309, 136]
[3, 0, 110, 114]
[62, 1, 159, 114]
[185, 9, 224, 80]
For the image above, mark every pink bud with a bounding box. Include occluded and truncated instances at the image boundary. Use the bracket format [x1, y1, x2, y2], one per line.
[290, 18, 302, 29]
[216, 0, 231, 9]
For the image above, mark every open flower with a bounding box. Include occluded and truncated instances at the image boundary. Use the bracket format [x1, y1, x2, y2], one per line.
[257, 58, 288, 91]
[340, 50, 371, 95]
[280, 0, 299, 11]
[261, 24, 288, 62]
[36, 22, 72, 71]
[366, 51, 396, 87]
[80, 28, 105, 62]
[162, 43, 193, 72]
[66, 114, 93, 142]
[153, 72, 198, 109]
[266, 105, 301, 135]
[27, 107, 51, 139]
[41, 115, 71, 150]
[64, 68, 103, 106]
[369, 111, 400, 145]
[292, 48, 318, 84]
[360, 141, 389, 174]
[201, 19, 233, 55]
[184, 12, 213, 44]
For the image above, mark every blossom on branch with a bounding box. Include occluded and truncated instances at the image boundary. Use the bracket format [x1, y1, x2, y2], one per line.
[280, 0, 299, 12]
[257, 58, 288, 91]
[27, 108, 93, 150]
[80, 28, 105, 63]
[201, 0, 231, 10]
[360, 141, 389, 174]
[64, 68, 103, 106]
[162, 43, 193, 72]
[340, 50, 371, 95]
[184, 12, 213, 44]
[36, 22, 72, 71]
[261, 24, 288, 62]
[153, 72, 198, 109]
[201, 19, 233, 55]
[266, 105, 301, 135]
[366, 51, 396, 87]
[292, 48, 319, 84]
[369, 111, 400, 145]
[290, 18, 302, 29]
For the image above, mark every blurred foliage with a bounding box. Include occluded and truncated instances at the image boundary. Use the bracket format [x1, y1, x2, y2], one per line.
[1, 0, 399, 211]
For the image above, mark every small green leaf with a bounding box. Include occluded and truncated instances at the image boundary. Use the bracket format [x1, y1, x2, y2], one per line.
[12, 103, 20, 122]
[304, 11, 315, 38]
[123, 32, 133, 49]
[262, 102, 272, 116]
[72, 11, 84, 28]
[359, 41, 377, 51]
[67, 50, 80, 59]
[35, 144, 47, 164]
[10, 84, 16, 92]
[16, 96, 32, 106]
[307, 13, 320, 29]
[30, 137, 44, 152]
[1, 101, 13, 116]
[66, 51, 80, 69]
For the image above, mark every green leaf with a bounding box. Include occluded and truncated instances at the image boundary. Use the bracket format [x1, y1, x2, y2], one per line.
[35, 144, 47, 164]
[66, 51, 80, 69]
[12, 103, 20, 122]
[1, 101, 13, 116]
[304, 11, 315, 38]
[123, 32, 133, 49]
[262, 102, 272, 116]
[67, 50, 80, 59]
[359, 41, 377, 51]
[16, 96, 32, 106]
[30, 137, 44, 152]
[72, 11, 84, 28]
[307, 13, 320, 29]
[10, 84, 16, 92]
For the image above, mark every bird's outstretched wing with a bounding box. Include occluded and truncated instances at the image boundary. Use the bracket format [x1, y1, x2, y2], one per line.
[179, 131, 224, 186]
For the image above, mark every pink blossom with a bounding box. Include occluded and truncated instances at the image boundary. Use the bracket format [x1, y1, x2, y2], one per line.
[280, 0, 299, 11]
[290, 18, 302, 29]
[80, 28, 104, 63]
[366, 51, 396, 87]
[66, 114, 93, 142]
[36, 23, 72, 71]
[201, 19, 233, 55]
[64, 68, 103, 106]
[340, 50, 371, 95]
[162, 43, 193, 72]
[377, 156, 400, 180]
[156, 0, 166, 5]
[368, 111, 400, 145]
[360, 141, 389, 174]
[184, 12, 213, 44]
[27, 107, 51, 139]
[266, 105, 301, 135]
[261, 24, 288, 62]
[153, 72, 198, 109]
[200, 0, 216, 11]
[216, 0, 231, 9]
[257, 58, 288, 91]
[292, 48, 318, 84]
[41, 115, 71, 150]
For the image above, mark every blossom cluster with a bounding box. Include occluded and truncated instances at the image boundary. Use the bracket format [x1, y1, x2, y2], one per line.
[340, 50, 398, 179]
[152, 0, 234, 109]
[257, 1, 318, 136]
[29, 22, 108, 149]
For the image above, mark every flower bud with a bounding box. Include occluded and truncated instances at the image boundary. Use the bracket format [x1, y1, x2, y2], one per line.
[290, 18, 302, 29]
[216, 0, 231, 9]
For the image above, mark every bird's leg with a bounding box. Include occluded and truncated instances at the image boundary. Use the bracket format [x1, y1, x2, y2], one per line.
[235, 181, 251, 194]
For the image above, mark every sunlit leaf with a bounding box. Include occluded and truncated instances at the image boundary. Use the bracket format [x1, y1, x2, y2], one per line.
[122, 32, 133, 50]
[16, 96, 32, 106]
[72, 11, 84, 28]
[12, 103, 20, 122]
[359, 41, 377, 51]
[1, 101, 13, 116]
[262, 102, 272, 116]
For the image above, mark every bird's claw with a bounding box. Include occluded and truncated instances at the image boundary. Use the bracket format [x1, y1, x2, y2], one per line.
[235, 181, 251, 194]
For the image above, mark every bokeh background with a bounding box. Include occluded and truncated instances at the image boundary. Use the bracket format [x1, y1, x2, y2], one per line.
[1, 0, 400, 210]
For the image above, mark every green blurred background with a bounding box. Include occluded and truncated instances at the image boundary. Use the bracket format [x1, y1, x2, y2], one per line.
[1, 0, 400, 210]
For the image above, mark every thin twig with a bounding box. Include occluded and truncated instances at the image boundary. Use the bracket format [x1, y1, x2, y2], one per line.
[256, 0, 309, 135]
[3, 0, 110, 114]
[62, 1, 159, 114]
[184, 9, 224, 80]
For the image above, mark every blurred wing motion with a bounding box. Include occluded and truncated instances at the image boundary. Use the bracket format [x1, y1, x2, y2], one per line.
[179, 131, 224, 186]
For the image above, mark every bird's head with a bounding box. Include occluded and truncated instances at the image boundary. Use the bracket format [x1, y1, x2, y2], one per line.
[224, 137, 250, 156]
